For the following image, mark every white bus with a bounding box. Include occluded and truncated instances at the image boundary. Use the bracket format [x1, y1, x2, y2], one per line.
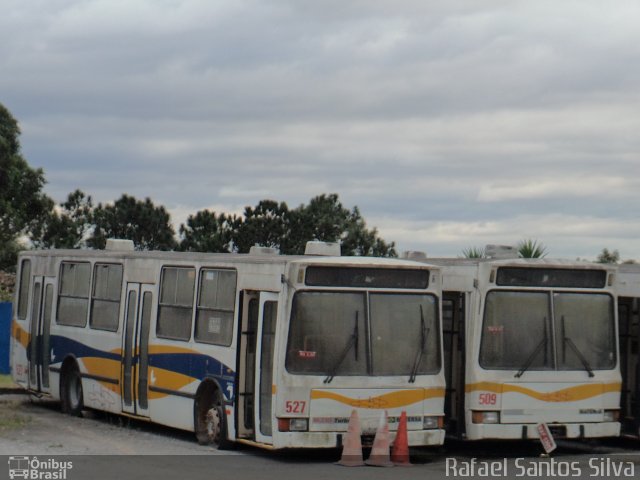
[10, 240, 445, 449]
[615, 263, 640, 438]
[417, 254, 620, 441]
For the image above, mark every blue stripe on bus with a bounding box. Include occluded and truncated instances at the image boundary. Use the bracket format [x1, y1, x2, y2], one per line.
[48, 335, 236, 400]
[50, 335, 121, 364]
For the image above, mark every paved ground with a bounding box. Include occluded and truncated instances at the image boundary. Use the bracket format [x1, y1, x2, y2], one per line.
[0, 393, 639, 480]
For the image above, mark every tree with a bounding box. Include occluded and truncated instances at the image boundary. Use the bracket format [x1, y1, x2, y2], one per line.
[233, 200, 290, 253]
[596, 248, 620, 264]
[178, 210, 237, 253]
[0, 103, 54, 269]
[517, 238, 547, 258]
[341, 206, 396, 257]
[88, 194, 176, 250]
[283, 194, 351, 254]
[34, 189, 94, 249]
[230, 194, 396, 257]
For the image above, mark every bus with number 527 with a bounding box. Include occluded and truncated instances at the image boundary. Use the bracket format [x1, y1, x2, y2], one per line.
[11, 239, 445, 449]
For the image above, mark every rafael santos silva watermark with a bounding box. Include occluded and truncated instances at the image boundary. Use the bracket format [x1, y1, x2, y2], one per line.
[445, 457, 635, 478]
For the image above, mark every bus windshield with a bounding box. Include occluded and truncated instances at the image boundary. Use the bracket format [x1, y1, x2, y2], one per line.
[480, 291, 615, 372]
[285, 291, 440, 377]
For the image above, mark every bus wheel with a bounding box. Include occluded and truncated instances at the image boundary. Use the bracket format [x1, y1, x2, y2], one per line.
[195, 394, 232, 449]
[61, 364, 83, 416]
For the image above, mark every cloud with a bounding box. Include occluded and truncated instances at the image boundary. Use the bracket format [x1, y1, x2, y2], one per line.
[2, 0, 640, 261]
[375, 213, 640, 260]
[478, 177, 631, 202]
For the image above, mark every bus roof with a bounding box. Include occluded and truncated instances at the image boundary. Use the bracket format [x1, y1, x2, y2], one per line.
[421, 257, 614, 271]
[19, 248, 438, 269]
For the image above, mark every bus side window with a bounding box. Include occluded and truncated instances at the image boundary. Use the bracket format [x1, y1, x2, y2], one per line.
[57, 262, 91, 327]
[17, 259, 31, 320]
[195, 268, 237, 346]
[90, 263, 123, 332]
[157, 266, 195, 341]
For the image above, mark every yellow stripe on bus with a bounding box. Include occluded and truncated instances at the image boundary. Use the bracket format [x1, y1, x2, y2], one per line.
[147, 345, 199, 355]
[310, 388, 445, 409]
[81, 357, 122, 394]
[12, 322, 30, 349]
[147, 367, 197, 400]
[465, 382, 621, 402]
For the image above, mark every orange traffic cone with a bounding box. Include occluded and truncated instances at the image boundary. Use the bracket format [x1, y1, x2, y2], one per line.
[391, 410, 412, 466]
[337, 410, 365, 466]
[365, 410, 394, 467]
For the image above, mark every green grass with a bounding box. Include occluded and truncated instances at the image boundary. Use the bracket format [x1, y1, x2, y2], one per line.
[0, 399, 31, 430]
[0, 374, 18, 388]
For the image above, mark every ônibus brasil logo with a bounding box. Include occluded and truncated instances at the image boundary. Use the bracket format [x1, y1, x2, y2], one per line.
[8, 456, 73, 480]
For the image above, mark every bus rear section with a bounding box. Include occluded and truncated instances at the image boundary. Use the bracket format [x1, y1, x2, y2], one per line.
[434, 258, 621, 441]
[616, 264, 640, 438]
[266, 260, 446, 449]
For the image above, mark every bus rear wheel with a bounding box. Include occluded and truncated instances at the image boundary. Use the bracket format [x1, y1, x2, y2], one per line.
[61, 364, 83, 416]
[195, 394, 232, 449]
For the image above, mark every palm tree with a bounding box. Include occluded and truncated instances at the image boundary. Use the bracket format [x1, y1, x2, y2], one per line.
[517, 239, 547, 258]
[461, 246, 486, 258]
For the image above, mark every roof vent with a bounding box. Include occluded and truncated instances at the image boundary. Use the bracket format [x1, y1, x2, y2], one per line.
[105, 238, 135, 251]
[401, 251, 427, 261]
[304, 241, 341, 256]
[485, 244, 518, 259]
[249, 245, 280, 255]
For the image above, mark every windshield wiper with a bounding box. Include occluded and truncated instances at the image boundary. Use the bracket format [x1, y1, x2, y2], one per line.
[323, 311, 359, 384]
[515, 318, 547, 378]
[409, 305, 429, 383]
[561, 315, 594, 377]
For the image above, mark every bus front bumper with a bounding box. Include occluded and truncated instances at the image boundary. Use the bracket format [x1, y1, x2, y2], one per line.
[273, 428, 445, 449]
[465, 422, 620, 441]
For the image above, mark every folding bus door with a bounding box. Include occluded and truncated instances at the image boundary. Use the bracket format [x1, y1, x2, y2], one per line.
[254, 292, 279, 444]
[28, 276, 55, 395]
[237, 291, 279, 443]
[618, 298, 639, 435]
[443, 291, 466, 437]
[121, 283, 154, 417]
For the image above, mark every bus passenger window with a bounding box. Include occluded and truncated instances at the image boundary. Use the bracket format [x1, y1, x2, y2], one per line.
[195, 269, 237, 346]
[57, 262, 91, 327]
[157, 267, 195, 341]
[90, 264, 123, 331]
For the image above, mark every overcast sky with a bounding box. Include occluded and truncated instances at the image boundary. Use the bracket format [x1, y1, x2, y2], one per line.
[2, 0, 639, 259]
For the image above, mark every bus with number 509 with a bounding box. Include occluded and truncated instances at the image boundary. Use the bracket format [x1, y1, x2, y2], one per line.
[410, 247, 620, 442]
[10, 240, 445, 449]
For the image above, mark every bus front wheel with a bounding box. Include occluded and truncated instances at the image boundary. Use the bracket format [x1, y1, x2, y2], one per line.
[60, 363, 84, 416]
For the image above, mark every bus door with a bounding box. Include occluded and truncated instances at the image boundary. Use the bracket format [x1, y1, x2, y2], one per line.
[618, 297, 639, 434]
[27, 276, 55, 394]
[121, 283, 154, 417]
[443, 291, 466, 437]
[237, 291, 279, 442]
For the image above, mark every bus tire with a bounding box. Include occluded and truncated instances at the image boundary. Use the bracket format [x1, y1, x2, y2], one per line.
[60, 363, 84, 417]
[195, 390, 232, 449]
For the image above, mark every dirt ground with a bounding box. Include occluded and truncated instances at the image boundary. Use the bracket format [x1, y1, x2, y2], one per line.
[0, 393, 240, 456]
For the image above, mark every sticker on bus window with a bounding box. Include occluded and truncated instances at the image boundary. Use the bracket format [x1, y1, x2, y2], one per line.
[206, 271, 216, 280]
[487, 325, 504, 334]
[208, 317, 222, 333]
[298, 350, 317, 359]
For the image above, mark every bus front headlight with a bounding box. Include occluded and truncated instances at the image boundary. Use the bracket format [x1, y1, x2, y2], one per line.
[278, 418, 309, 432]
[603, 410, 619, 422]
[423, 416, 442, 429]
[472, 411, 500, 424]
